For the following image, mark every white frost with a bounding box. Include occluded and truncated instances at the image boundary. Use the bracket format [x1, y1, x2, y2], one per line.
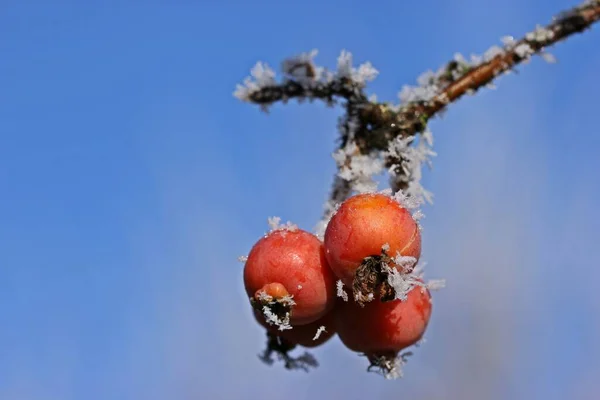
[336, 50, 379, 86]
[267, 216, 298, 233]
[312, 326, 327, 341]
[234, 62, 277, 101]
[336, 280, 349, 301]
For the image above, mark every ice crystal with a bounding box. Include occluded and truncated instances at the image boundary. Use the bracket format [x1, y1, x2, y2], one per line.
[336, 280, 349, 301]
[234, 62, 277, 101]
[267, 216, 298, 233]
[312, 326, 327, 341]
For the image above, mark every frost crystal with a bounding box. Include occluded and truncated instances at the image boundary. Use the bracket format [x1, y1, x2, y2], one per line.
[312, 326, 327, 341]
[390, 189, 423, 210]
[267, 216, 298, 233]
[234, 62, 277, 101]
[333, 141, 384, 194]
[385, 130, 436, 206]
[501, 35, 516, 47]
[237, 255, 248, 262]
[382, 243, 390, 252]
[384, 356, 407, 380]
[425, 279, 447, 291]
[336, 280, 349, 301]
[393, 254, 417, 269]
[526, 25, 555, 42]
[540, 52, 557, 63]
[336, 50, 379, 86]
[483, 45, 504, 61]
[368, 352, 412, 380]
[256, 290, 272, 302]
[515, 43, 534, 59]
[412, 209, 424, 222]
[382, 254, 445, 303]
[262, 306, 293, 331]
[257, 292, 296, 331]
[383, 259, 420, 302]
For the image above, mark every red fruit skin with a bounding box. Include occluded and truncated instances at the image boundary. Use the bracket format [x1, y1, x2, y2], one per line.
[253, 309, 336, 348]
[244, 229, 336, 325]
[335, 286, 432, 355]
[324, 193, 421, 286]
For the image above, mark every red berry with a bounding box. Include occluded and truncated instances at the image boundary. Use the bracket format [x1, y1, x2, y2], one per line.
[324, 193, 421, 286]
[335, 285, 432, 357]
[244, 228, 336, 326]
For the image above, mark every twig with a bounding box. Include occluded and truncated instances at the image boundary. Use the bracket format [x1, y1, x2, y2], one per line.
[234, 0, 600, 224]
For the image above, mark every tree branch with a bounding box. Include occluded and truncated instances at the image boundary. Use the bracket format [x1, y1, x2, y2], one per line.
[361, 0, 600, 148]
[234, 0, 600, 228]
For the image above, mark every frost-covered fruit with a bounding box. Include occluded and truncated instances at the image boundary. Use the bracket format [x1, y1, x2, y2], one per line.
[335, 285, 432, 358]
[323, 193, 421, 286]
[253, 309, 336, 348]
[244, 228, 336, 326]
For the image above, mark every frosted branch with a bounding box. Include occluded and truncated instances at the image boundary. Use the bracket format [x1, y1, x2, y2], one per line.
[235, 0, 600, 218]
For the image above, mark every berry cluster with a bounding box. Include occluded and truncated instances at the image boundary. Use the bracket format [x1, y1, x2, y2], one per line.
[241, 191, 443, 379]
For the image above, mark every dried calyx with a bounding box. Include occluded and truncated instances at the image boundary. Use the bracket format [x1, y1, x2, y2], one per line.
[250, 283, 296, 331]
[352, 247, 417, 306]
[365, 351, 413, 380]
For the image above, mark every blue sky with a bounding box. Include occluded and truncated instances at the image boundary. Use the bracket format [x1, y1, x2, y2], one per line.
[1, 1, 599, 399]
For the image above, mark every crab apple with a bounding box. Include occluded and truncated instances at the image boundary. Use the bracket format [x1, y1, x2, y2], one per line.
[335, 285, 432, 359]
[244, 228, 336, 326]
[324, 192, 421, 287]
[253, 308, 336, 348]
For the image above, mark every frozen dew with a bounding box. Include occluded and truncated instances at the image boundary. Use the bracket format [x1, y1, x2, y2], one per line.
[526, 25, 555, 42]
[367, 351, 412, 380]
[233, 61, 277, 101]
[335, 50, 379, 86]
[312, 326, 327, 341]
[412, 209, 425, 223]
[483, 45, 505, 61]
[267, 216, 299, 233]
[334, 141, 384, 194]
[256, 290, 272, 302]
[262, 305, 293, 331]
[258, 292, 296, 331]
[336, 280, 349, 301]
[336, 50, 353, 79]
[425, 279, 447, 291]
[381, 254, 445, 303]
[515, 43, 534, 58]
[501, 35, 516, 47]
[540, 52, 557, 63]
[385, 131, 436, 207]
